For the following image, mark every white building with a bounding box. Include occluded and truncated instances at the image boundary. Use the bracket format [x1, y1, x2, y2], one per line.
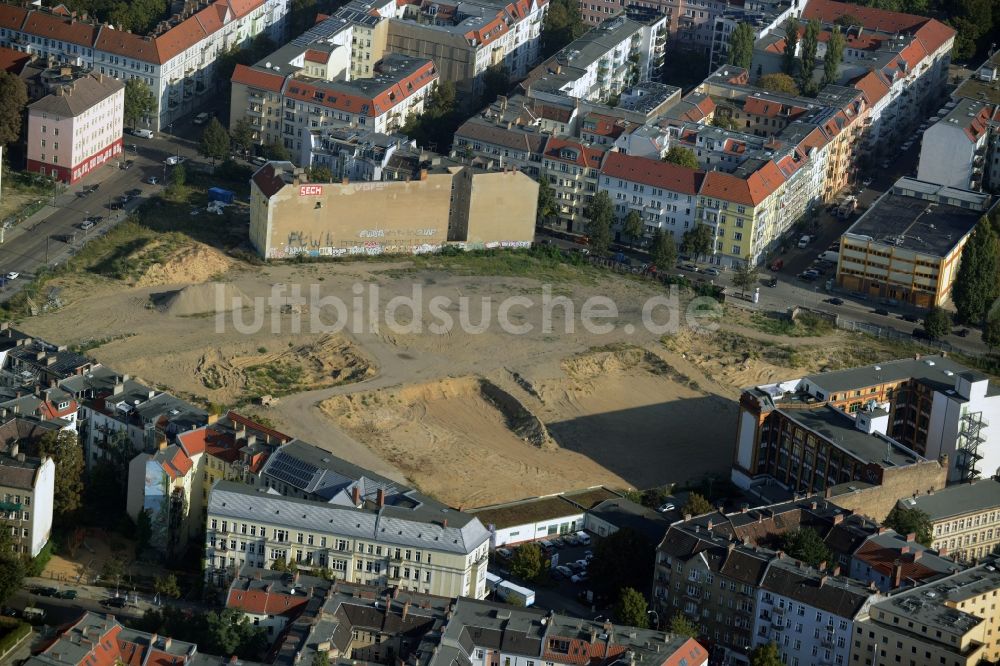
[917, 98, 993, 190]
[753, 557, 878, 666]
[598, 151, 703, 244]
[0, 0, 288, 131]
[0, 442, 54, 558]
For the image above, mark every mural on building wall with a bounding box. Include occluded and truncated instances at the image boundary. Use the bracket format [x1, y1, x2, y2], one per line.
[143, 461, 170, 551]
[270, 226, 445, 259]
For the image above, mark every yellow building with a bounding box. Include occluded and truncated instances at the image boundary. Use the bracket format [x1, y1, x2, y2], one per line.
[901, 478, 1000, 564]
[852, 561, 1000, 666]
[838, 179, 994, 308]
[250, 158, 538, 259]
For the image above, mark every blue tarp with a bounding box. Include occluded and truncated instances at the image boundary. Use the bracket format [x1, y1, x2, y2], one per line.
[208, 187, 235, 203]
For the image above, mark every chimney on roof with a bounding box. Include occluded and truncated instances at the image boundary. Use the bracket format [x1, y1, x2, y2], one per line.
[810, 501, 817, 510]
[906, 532, 915, 543]
[832, 565, 841, 576]
[900, 546, 910, 555]
[442, 518, 448, 528]
[892, 560, 903, 588]
[707, 519, 713, 530]
[377, 488, 385, 507]
[878, 526, 889, 535]
[833, 514, 844, 525]
[163, 637, 171, 650]
[9, 443, 17, 459]
[913, 550, 922, 562]
[818, 561, 827, 571]
[402, 600, 410, 620]
[352, 486, 361, 506]
[207, 412, 220, 425]
[819, 575, 828, 587]
[939, 545, 949, 557]
[419, 169, 428, 181]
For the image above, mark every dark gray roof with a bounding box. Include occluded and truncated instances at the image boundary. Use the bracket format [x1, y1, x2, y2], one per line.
[804, 355, 976, 395]
[587, 498, 671, 544]
[778, 405, 921, 467]
[760, 557, 875, 618]
[901, 479, 1000, 521]
[0, 451, 43, 490]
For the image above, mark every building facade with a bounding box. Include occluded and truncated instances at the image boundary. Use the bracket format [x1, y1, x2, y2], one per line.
[25, 73, 123, 183]
[0, 441, 53, 558]
[901, 477, 1000, 563]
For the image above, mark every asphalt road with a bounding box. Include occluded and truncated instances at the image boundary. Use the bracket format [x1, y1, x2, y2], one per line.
[0, 126, 208, 302]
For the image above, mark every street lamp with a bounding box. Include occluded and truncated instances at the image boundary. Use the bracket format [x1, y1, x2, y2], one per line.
[647, 609, 659, 628]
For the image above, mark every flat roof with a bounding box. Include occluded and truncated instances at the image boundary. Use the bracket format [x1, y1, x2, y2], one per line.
[902, 478, 1000, 521]
[843, 179, 989, 257]
[806, 354, 977, 394]
[469, 487, 620, 529]
[954, 51, 1000, 104]
[778, 405, 920, 468]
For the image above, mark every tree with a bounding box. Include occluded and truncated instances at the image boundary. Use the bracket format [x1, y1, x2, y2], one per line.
[884, 506, 933, 547]
[623, 210, 645, 248]
[585, 191, 614, 256]
[983, 315, 1000, 350]
[199, 118, 230, 164]
[509, 543, 543, 581]
[230, 119, 255, 158]
[834, 13, 862, 28]
[135, 509, 152, 555]
[0, 527, 24, 604]
[537, 175, 557, 226]
[923, 306, 952, 340]
[169, 163, 186, 188]
[542, 0, 585, 57]
[712, 114, 739, 130]
[588, 528, 655, 601]
[651, 228, 677, 271]
[154, 573, 182, 599]
[662, 146, 699, 169]
[669, 612, 699, 638]
[682, 224, 714, 261]
[308, 166, 333, 182]
[749, 642, 784, 666]
[728, 22, 755, 70]
[37, 430, 84, 520]
[123, 79, 157, 130]
[758, 72, 800, 95]
[263, 142, 290, 161]
[480, 65, 510, 107]
[953, 219, 999, 325]
[823, 27, 846, 86]
[732, 256, 759, 295]
[612, 587, 649, 629]
[204, 608, 268, 657]
[799, 19, 821, 87]
[0, 71, 27, 146]
[782, 17, 800, 75]
[781, 527, 833, 567]
[313, 652, 330, 666]
[681, 492, 713, 516]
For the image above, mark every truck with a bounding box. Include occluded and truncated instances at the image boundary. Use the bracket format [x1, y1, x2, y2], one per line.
[485, 572, 504, 595]
[837, 196, 857, 218]
[497, 580, 535, 607]
[817, 250, 839, 263]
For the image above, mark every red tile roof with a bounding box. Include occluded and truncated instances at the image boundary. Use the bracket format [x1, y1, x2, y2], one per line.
[852, 70, 890, 106]
[581, 113, 630, 138]
[803, 0, 954, 55]
[280, 60, 438, 117]
[542, 136, 606, 168]
[700, 162, 784, 207]
[744, 95, 809, 119]
[853, 540, 941, 584]
[601, 151, 704, 194]
[22, 11, 98, 47]
[305, 48, 328, 63]
[0, 45, 29, 73]
[227, 587, 309, 616]
[251, 161, 291, 198]
[227, 410, 292, 442]
[0, 5, 27, 32]
[232, 63, 285, 92]
[663, 639, 709, 666]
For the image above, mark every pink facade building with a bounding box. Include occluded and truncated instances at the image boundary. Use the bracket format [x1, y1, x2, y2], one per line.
[26, 73, 124, 184]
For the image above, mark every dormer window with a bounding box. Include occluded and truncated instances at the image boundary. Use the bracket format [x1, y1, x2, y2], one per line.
[559, 148, 578, 161]
[57, 401, 69, 410]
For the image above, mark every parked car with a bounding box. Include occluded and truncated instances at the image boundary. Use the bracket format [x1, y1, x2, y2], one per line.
[5, 272, 18, 280]
[120, 159, 134, 170]
[702, 267, 720, 276]
[956, 328, 970, 337]
[550, 536, 566, 548]
[574, 559, 589, 569]
[79, 220, 95, 231]
[495, 548, 513, 559]
[165, 155, 186, 166]
[567, 562, 585, 574]
[563, 534, 579, 546]
[147, 176, 159, 185]
[84, 215, 103, 224]
[32, 586, 57, 597]
[764, 276, 778, 288]
[571, 571, 590, 584]
[873, 308, 890, 316]
[657, 502, 676, 513]
[100, 597, 127, 609]
[680, 263, 698, 272]
[192, 112, 211, 125]
[554, 565, 573, 579]
[55, 589, 77, 599]
[127, 188, 142, 197]
[900, 314, 920, 323]
[132, 128, 154, 139]
[825, 297, 844, 306]
[109, 201, 124, 210]
[251, 156, 268, 166]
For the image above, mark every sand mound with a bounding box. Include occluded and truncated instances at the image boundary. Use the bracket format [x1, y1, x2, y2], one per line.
[158, 282, 249, 316]
[136, 244, 233, 287]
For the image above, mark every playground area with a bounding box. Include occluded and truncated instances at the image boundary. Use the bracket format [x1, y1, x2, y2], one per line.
[40, 528, 135, 585]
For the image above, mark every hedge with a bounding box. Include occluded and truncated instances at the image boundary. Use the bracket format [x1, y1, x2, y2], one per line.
[0, 618, 31, 656]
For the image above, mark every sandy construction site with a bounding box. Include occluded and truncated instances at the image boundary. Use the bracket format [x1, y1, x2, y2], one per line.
[17, 238, 892, 507]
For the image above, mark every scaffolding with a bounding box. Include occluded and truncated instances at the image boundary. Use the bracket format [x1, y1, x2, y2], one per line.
[956, 410, 987, 483]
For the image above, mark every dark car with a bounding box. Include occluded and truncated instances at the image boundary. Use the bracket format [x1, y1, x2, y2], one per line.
[84, 215, 104, 224]
[109, 201, 124, 210]
[956, 328, 970, 338]
[873, 308, 890, 316]
[55, 589, 77, 599]
[32, 586, 58, 597]
[127, 188, 142, 197]
[900, 314, 920, 323]
[120, 160, 134, 170]
[100, 597, 127, 609]
[764, 276, 778, 288]
[826, 297, 844, 306]
[912, 328, 931, 340]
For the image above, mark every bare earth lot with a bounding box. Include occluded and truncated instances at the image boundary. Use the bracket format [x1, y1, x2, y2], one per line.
[18, 235, 911, 507]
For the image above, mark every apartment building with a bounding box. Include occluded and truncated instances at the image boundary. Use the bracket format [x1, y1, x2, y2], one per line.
[24, 611, 202, 666]
[125, 411, 291, 557]
[231, 51, 438, 163]
[387, 0, 547, 103]
[598, 150, 702, 244]
[902, 477, 1000, 563]
[539, 136, 606, 230]
[837, 178, 994, 308]
[205, 479, 491, 597]
[249, 157, 537, 258]
[733, 355, 1000, 491]
[26, 72, 123, 183]
[522, 11, 666, 106]
[309, 128, 419, 180]
[852, 559, 1000, 666]
[849, 529, 960, 592]
[242, 572, 709, 666]
[917, 99, 994, 190]
[0, 440, 53, 557]
[753, 557, 877, 666]
[454, 114, 547, 176]
[951, 53, 1000, 192]
[708, 0, 798, 72]
[0, 0, 288, 131]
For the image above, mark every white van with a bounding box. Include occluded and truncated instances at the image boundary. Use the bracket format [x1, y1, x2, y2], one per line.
[133, 128, 153, 139]
[575, 531, 591, 546]
[797, 235, 811, 248]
